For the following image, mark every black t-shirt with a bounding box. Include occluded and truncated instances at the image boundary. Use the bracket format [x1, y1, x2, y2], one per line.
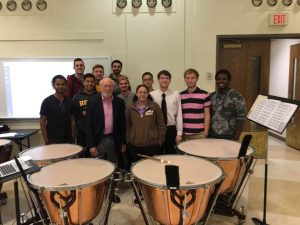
[40, 95, 74, 143]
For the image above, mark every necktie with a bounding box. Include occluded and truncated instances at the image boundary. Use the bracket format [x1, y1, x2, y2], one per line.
[162, 93, 167, 125]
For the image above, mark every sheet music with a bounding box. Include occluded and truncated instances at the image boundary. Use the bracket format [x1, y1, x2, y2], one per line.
[0, 132, 17, 138]
[247, 95, 298, 133]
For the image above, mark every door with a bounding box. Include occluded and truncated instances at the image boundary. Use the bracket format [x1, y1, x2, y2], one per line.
[217, 39, 271, 131]
[287, 43, 300, 150]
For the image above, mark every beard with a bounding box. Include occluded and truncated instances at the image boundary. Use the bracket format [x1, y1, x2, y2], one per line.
[113, 70, 121, 76]
[102, 91, 113, 98]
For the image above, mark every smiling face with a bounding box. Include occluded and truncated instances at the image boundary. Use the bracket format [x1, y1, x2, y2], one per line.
[119, 79, 129, 92]
[53, 78, 67, 95]
[111, 62, 122, 76]
[93, 67, 104, 81]
[158, 74, 171, 89]
[184, 73, 198, 89]
[136, 86, 149, 103]
[100, 78, 114, 98]
[83, 77, 95, 93]
[73, 60, 85, 76]
[216, 73, 230, 91]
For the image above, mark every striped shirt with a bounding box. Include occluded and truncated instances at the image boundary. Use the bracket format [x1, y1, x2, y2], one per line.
[180, 87, 211, 135]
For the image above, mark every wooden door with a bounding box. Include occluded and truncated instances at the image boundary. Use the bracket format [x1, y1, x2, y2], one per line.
[287, 43, 300, 150]
[217, 39, 271, 131]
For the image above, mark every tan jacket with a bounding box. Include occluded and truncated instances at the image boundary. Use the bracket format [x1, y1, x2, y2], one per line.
[126, 101, 166, 147]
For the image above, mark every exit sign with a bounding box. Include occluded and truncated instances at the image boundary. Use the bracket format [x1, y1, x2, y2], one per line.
[269, 13, 288, 26]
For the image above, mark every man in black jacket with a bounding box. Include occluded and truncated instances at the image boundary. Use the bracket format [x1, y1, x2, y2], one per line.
[72, 73, 97, 156]
[86, 77, 126, 203]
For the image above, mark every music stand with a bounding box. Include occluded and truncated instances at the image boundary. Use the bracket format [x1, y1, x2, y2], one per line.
[247, 95, 299, 225]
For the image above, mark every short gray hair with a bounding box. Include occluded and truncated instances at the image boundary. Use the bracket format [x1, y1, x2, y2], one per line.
[100, 77, 115, 87]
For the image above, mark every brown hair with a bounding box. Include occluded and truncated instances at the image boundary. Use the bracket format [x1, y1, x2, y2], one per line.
[92, 64, 104, 72]
[184, 68, 199, 78]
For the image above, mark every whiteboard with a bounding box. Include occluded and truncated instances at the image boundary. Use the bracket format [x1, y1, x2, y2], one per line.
[0, 57, 111, 119]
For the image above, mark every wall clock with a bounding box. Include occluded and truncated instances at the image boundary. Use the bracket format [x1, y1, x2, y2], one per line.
[267, 0, 278, 6]
[132, 0, 142, 8]
[21, 0, 32, 11]
[117, 0, 127, 9]
[162, 0, 172, 8]
[282, 0, 293, 6]
[147, 0, 157, 8]
[36, 0, 47, 11]
[7, 0, 17, 11]
[252, 0, 263, 6]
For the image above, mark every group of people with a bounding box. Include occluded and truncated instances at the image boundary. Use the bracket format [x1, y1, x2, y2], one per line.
[39, 58, 246, 202]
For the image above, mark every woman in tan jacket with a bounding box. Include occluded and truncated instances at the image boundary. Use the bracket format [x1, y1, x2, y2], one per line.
[126, 84, 166, 164]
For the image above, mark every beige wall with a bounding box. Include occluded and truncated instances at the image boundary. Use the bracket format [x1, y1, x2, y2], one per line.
[1, 0, 300, 144]
[1, 0, 300, 91]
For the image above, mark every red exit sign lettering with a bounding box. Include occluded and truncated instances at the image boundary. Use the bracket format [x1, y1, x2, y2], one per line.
[269, 13, 288, 26]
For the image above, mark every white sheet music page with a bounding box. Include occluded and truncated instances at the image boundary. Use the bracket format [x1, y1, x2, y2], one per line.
[247, 95, 298, 133]
[247, 95, 269, 123]
[0, 132, 17, 138]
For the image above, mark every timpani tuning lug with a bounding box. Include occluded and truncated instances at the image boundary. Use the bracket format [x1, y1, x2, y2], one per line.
[113, 171, 123, 182]
[124, 172, 134, 183]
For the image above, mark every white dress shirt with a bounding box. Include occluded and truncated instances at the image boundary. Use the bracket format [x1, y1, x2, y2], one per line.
[151, 89, 183, 136]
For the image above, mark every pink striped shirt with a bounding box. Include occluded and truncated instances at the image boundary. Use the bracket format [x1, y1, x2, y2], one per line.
[180, 87, 211, 134]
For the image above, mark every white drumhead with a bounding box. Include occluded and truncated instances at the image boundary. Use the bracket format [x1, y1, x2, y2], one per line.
[131, 155, 223, 189]
[28, 158, 115, 191]
[178, 139, 254, 159]
[0, 139, 11, 146]
[20, 144, 82, 162]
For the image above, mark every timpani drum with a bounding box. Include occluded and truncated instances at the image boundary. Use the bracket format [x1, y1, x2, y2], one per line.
[28, 158, 115, 225]
[131, 155, 224, 225]
[19, 144, 82, 166]
[177, 139, 255, 194]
